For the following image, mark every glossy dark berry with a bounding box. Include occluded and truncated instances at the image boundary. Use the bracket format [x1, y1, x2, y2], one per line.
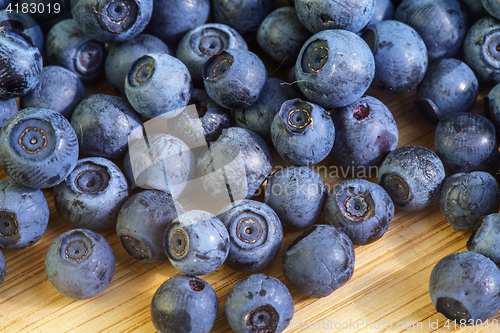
[295, 0, 375, 34]
[20, 65, 86, 119]
[198, 127, 273, 201]
[70, 0, 153, 43]
[484, 82, 500, 134]
[125, 53, 192, 119]
[45, 229, 115, 299]
[330, 95, 398, 169]
[324, 179, 394, 245]
[151, 275, 218, 333]
[378, 146, 445, 211]
[417, 58, 478, 124]
[54, 157, 130, 231]
[467, 213, 500, 265]
[45, 19, 106, 82]
[148, 0, 210, 45]
[0, 98, 18, 128]
[0, 10, 44, 52]
[224, 274, 294, 333]
[71, 94, 143, 159]
[368, 0, 394, 26]
[361, 20, 428, 93]
[295, 29, 375, 108]
[282, 224, 355, 297]
[0, 27, 42, 98]
[257, 6, 312, 68]
[233, 78, 299, 142]
[435, 113, 498, 173]
[105, 34, 170, 96]
[429, 251, 500, 322]
[0, 107, 79, 189]
[482, 0, 500, 21]
[176, 23, 248, 87]
[0, 178, 49, 250]
[203, 48, 267, 109]
[395, 0, 468, 62]
[463, 16, 500, 84]
[117, 190, 184, 263]
[461, 0, 488, 23]
[218, 199, 283, 272]
[271, 98, 334, 166]
[164, 210, 229, 276]
[264, 166, 327, 230]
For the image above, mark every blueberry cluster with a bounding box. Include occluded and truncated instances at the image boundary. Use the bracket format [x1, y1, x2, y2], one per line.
[3, 0, 500, 331]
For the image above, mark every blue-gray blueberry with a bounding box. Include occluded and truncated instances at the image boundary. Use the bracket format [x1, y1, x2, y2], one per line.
[0, 10, 44, 51]
[0, 98, 18, 128]
[467, 213, 500, 265]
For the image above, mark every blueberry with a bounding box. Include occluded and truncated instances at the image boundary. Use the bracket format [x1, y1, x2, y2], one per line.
[45, 19, 106, 82]
[203, 48, 267, 109]
[482, 0, 500, 20]
[463, 16, 500, 84]
[0, 178, 49, 250]
[330, 95, 398, 169]
[0, 98, 18, 129]
[71, 94, 143, 159]
[295, 0, 375, 34]
[151, 275, 218, 333]
[256, 6, 312, 68]
[282, 224, 355, 297]
[395, 0, 468, 62]
[416, 58, 478, 124]
[164, 210, 229, 276]
[435, 113, 498, 173]
[70, 0, 152, 43]
[0, 249, 5, 286]
[148, 0, 210, 45]
[264, 166, 327, 230]
[467, 213, 500, 265]
[105, 34, 170, 96]
[212, 0, 274, 41]
[0, 107, 79, 189]
[176, 23, 248, 87]
[233, 78, 299, 142]
[271, 98, 334, 166]
[439, 171, 500, 231]
[461, 0, 488, 23]
[217, 199, 283, 272]
[295, 29, 375, 108]
[198, 127, 273, 201]
[224, 274, 294, 333]
[368, 0, 394, 26]
[324, 179, 394, 245]
[117, 190, 183, 263]
[429, 251, 500, 322]
[45, 229, 115, 299]
[0, 27, 42, 98]
[125, 133, 195, 198]
[361, 20, 428, 94]
[54, 157, 130, 231]
[167, 88, 232, 144]
[125, 53, 192, 119]
[484, 82, 500, 132]
[378, 146, 445, 211]
[17, 0, 72, 32]
[20, 65, 86, 119]
[0, 10, 44, 52]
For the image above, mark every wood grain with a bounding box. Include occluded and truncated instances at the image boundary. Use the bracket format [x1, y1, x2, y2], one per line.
[0, 52, 498, 333]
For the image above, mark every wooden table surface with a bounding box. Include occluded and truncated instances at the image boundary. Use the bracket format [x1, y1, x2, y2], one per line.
[1, 10, 499, 333]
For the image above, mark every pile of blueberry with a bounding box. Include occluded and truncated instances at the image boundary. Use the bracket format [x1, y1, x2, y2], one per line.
[2, 0, 500, 331]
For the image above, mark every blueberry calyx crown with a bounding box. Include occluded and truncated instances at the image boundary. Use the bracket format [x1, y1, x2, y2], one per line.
[344, 194, 371, 219]
[128, 55, 155, 87]
[383, 174, 410, 202]
[59, 230, 94, 263]
[99, 0, 139, 34]
[169, 228, 189, 258]
[76, 42, 104, 76]
[244, 304, 279, 333]
[71, 161, 111, 194]
[188, 279, 205, 291]
[192, 27, 229, 56]
[199, 35, 225, 56]
[119, 236, 152, 261]
[0, 211, 18, 239]
[236, 217, 263, 244]
[301, 39, 329, 74]
[483, 29, 500, 68]
[280, 99, 314, 134]
[436, 297, 471, 322]
[11, 118, 56, 160]
[19, 127, 47, 154]
[203, 51, 234, 81]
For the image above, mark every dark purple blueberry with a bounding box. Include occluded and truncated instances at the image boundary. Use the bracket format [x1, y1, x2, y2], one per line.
[429, 251, 500, 322]
[45, 229, 115, 299]
[282, 225, 355, 297]
[467, 213, 500, 265]
[0, 178, 49, 250]
[224, 274, 294, 333]
[435, 113, 498, 173]
[151, 275, 218, 333]
[0, 98, 18, 128]
[116, 190, 184, 263]
[0, 10, 44, 51]
[368, 0, 394, 26]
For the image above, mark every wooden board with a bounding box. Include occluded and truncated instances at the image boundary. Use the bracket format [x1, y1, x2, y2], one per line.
[1, 44, 499, 333]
